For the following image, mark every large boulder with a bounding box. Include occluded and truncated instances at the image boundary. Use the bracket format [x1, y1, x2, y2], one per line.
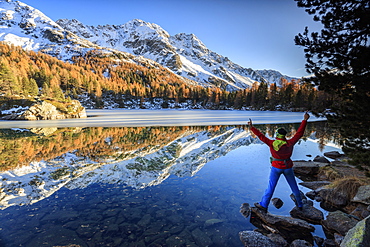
[322, 210, 359, 236]
[340, 215, 370, 247]
[1, 100, 86, 120]
[22, 101, 63, 120]
[249, 207, 315, 243]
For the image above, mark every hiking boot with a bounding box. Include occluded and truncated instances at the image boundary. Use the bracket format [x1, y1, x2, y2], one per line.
[254, 202, 267, 213]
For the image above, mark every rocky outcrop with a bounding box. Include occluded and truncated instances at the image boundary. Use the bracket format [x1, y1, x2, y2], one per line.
[1, 100, 86, 120]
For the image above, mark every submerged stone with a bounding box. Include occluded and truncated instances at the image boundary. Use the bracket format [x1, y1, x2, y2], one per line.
[204, 218, 223, 228]
[191, 228, 213, 246]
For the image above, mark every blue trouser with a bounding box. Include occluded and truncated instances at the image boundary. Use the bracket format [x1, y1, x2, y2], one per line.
[260, 166, 303, 208]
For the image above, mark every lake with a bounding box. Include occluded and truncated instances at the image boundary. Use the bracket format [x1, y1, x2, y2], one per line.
[0, 110, 339, 246]
[0, 109, 324, 128]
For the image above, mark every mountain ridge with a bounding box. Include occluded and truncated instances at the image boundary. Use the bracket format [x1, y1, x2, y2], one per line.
[57, 18, 299, 90]
[0, 0, 299, 92]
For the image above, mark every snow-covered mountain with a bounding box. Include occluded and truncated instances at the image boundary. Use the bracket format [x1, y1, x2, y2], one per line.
[0, 0, 298, 92]
[0, 127, 258, 209]
[57, 18, 299, 90]
[0, 0, 100, 58]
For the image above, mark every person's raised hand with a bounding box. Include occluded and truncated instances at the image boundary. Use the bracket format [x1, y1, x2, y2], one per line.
[304, 111, 310, 121]
[248, 118, 253, 127]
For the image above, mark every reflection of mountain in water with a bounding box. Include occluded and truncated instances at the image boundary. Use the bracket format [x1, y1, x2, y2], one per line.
[0, 123, 337, 209]
[0, 126, 257, 209]
[68, 127, 257, 189]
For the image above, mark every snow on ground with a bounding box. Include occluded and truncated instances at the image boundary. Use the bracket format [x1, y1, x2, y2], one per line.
[1, 106, 29, 115]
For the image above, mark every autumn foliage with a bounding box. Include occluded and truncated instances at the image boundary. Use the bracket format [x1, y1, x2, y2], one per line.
[0, 122, 336, 172]
[0, 42, 332, 111]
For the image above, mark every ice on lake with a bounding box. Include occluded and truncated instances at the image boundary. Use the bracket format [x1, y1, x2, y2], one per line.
[0, 109, 324, 128]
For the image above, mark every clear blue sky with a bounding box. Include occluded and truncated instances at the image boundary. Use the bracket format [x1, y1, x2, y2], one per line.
[23, 0, 322, 78]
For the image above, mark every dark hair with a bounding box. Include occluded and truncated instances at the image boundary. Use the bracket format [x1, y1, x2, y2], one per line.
[277, 128, 287, 136]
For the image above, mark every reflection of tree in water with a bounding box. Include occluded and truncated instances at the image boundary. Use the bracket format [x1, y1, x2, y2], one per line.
[0, 122, 341, 171]
[0, 126, 204, 171]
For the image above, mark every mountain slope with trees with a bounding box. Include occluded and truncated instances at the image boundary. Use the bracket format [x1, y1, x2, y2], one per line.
[0, 0, 298, 92]
[0, 42, 332, 112]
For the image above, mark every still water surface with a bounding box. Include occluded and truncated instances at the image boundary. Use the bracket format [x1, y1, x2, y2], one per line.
[0, 111, 338, 246]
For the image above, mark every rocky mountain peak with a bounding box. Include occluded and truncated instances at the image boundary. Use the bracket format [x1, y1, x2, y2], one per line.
[123, 19, 170, 38]
[172, 33, 207, 52]
[1, 0, 60, 30]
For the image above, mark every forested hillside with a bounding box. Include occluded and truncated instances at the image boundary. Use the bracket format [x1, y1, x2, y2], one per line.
[0, 43, 332, 111]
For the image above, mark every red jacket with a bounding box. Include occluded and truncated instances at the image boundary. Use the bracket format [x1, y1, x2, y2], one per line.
[250, 120, 307, 169]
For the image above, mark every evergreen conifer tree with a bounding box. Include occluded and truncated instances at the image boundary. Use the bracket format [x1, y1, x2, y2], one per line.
[0, 62, 16, 95]
[295, 0, 370, 168]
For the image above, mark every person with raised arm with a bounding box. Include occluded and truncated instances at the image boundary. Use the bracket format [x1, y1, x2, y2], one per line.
[248, 111, 310, 213]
